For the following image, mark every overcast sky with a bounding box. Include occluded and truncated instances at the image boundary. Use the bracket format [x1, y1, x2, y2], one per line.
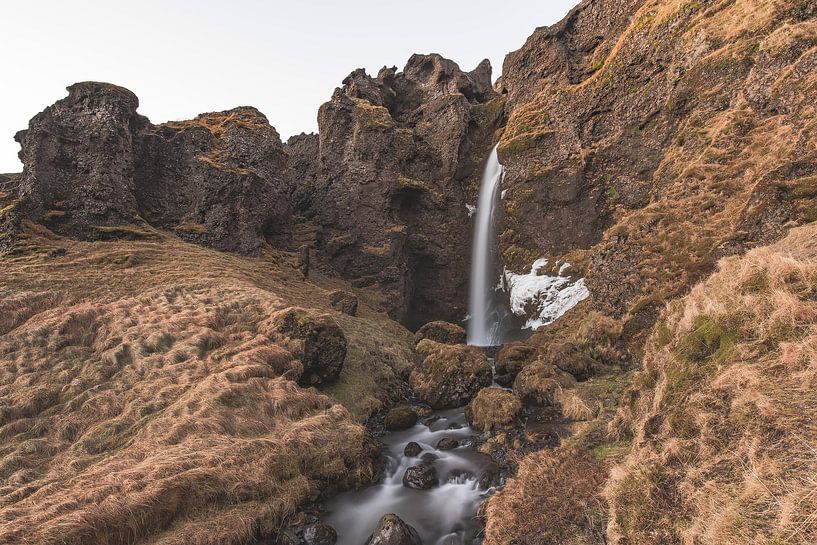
[1, 0, 576, 172]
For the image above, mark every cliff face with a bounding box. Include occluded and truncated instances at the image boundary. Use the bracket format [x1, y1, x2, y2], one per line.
[497, 0, 817, 326]
[297, 54, 505, 328]
[13, 83, 292, 255]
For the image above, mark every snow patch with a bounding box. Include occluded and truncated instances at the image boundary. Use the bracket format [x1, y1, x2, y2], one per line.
[501, 189, 508, 199]
[466, 204, 476, 217]
[503, 259, 589, 330]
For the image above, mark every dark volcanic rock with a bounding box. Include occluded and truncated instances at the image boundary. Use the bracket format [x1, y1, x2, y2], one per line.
[435, 437, 458, 451]
[403, 441, 422, 457]
[303, 523, 337, 545]
[365, 514, 423, 545]
[495, 0, 817, 330]
[14, 82, 148, 236]
[292, 54, 505, 328]
[402, 463, 438, 490]
[135, 107, 292, 254]
[268, 307, 347, 387]
[14, 82, 291, 255]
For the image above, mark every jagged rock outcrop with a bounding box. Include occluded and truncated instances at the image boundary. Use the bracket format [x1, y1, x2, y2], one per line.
[136, 107, 291, 254]
[12, 82, 291, 255]
[291, 54, 505, 328]
[14, 83, 148, 236]
[496, 0, 817, 328]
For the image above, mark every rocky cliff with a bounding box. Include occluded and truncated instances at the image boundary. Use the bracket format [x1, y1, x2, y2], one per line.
[12, 82, 292, 255]
[496, 0, 816, 329]
[294, 54, 505, 328]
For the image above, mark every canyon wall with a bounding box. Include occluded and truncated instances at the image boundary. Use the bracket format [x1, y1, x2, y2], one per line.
[496, 0, 817, 332]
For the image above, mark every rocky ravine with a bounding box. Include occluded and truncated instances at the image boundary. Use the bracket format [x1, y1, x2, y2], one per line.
[1, 0, 817, 544]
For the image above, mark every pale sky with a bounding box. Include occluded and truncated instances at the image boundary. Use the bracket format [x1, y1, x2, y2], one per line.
[0, 1, 576, 172]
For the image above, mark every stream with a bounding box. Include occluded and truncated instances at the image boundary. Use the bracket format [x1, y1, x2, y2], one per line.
[324, 405, 497, 545]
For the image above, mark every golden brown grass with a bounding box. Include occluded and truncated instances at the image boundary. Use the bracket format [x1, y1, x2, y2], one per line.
[0, 223, 414, 544]
[483, 446, 608, 545]
[606, 223, 817, 544]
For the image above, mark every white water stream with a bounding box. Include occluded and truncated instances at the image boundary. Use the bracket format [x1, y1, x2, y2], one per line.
[324, 408, 496, 545]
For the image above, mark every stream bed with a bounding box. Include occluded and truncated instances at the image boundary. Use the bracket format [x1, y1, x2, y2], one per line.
[323, 406, 499, 545]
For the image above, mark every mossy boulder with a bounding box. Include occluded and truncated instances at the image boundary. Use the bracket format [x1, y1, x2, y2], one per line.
[410, 342, 492, 409]
[513, 360, 576, 406]
[465, 388, 522, 432]
[384, 406, 418, 431]
[495, 341, 537, 387]
[268, 307, 347, 387]
[414, 321, 467, 345]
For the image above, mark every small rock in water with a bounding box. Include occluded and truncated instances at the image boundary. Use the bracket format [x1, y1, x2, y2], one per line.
[403, 441, 422, 457]
[303, 523, 338, 545]
[402, 463, 438, 489]
[384, 406, 418, 431]
[436, 437, 458, 450]
[365, 513, 423, 545]
[420, 452, 438, 463]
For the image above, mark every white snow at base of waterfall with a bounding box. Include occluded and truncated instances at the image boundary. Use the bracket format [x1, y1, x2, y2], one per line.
[503, 258, 590, 330]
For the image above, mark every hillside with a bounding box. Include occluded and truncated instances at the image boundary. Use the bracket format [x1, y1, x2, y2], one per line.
[0, 223, 414, 544]
[485, 222, 817, 545]
[1, 0, 816, 543]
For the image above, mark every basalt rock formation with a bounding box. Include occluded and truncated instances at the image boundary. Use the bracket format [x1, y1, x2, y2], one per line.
[12, 82, 292, 255]
[293, 54, 505, 328]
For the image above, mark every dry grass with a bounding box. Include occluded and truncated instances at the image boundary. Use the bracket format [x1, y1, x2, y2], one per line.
[606, 223, 817, 544]
[483, 446, 608, 545]
[0, 224, 414, 544]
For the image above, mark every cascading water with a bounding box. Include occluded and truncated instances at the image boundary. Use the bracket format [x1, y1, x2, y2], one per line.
[467, 145, 504, 347]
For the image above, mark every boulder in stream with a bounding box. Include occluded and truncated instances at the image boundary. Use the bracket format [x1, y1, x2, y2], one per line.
[465, 388, 522, 432]
[365, 513, 423, 545]
[404, 441, 423, 457]
[402, 463, 438, 489]
[435, 437, 459, 451]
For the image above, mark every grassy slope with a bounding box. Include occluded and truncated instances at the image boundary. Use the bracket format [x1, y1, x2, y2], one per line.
[0, 222, 414, 545]
[606, 222, 817, 545]
[485, 223, 817, 544]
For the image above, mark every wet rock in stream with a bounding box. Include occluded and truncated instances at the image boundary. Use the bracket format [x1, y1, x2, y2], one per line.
[435, 437, 459, 451]
[402, 464, 438, 489]
[365, 514, 423, 545]
[403, 442, 422, 457]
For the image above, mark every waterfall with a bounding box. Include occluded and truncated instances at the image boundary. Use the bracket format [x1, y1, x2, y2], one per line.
[467, 145, 504, 347]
